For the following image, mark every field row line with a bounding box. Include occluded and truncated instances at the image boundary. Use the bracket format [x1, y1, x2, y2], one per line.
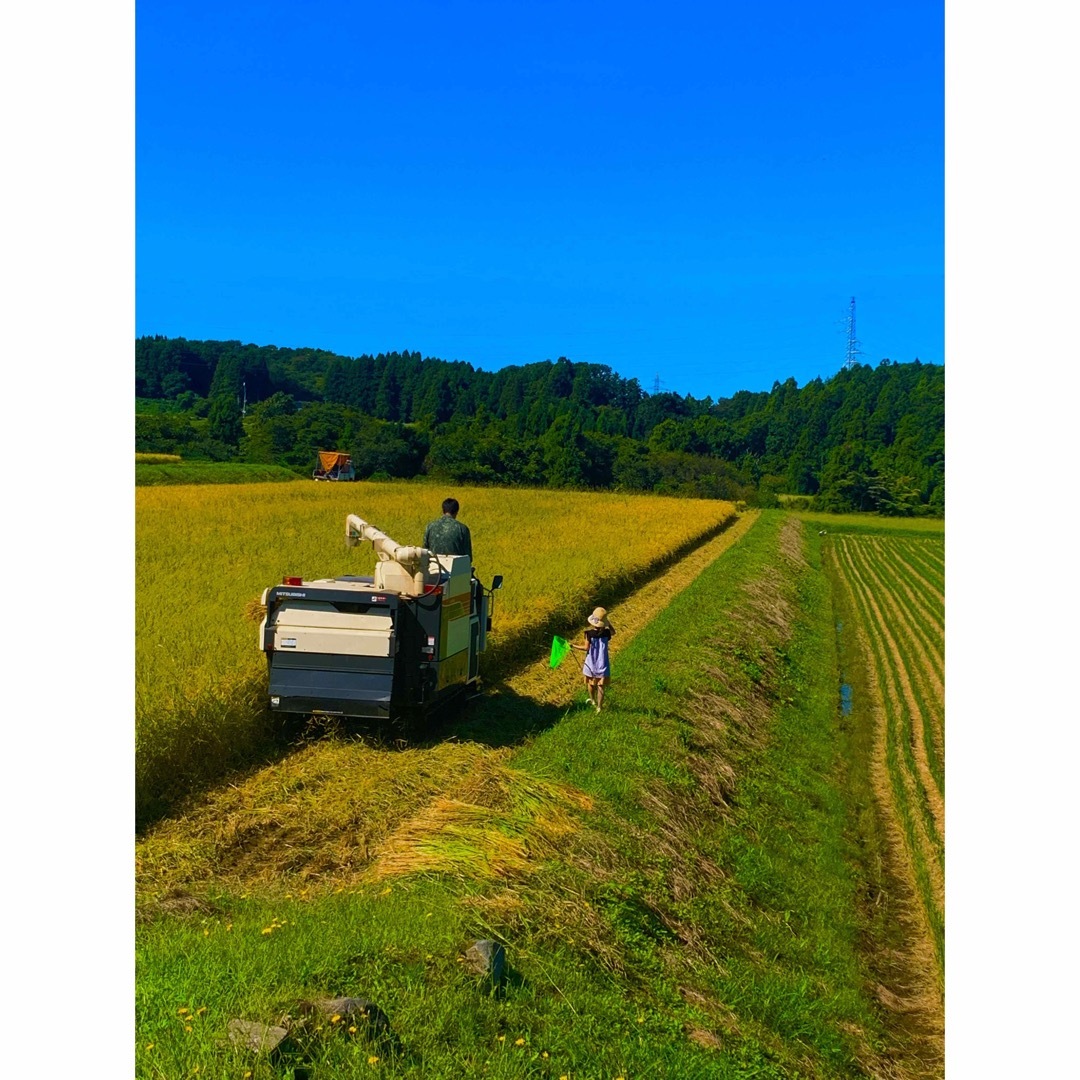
[836, 541, 945, 855]
[831, 549, 945, 984]
[848, 539, 944, 695]
[836, 540, 945, 816]
[866, 539, 945, 642]
[888, 538, 945, 601]
[832, 541, 945, 975]
[838, 539, 945, 790]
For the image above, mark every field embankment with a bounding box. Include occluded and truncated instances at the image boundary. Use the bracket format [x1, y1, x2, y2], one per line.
[138, 511, 926, 1078]
[822, 517, 944, 1068]
[136, 461, 304, 485]
[136, 482, 736, 825]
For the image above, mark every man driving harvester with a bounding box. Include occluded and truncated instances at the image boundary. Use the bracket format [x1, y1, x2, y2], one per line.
[423, 498, 472, 561]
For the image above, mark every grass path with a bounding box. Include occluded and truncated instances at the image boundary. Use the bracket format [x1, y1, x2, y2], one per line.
[503, 510, 760, 705]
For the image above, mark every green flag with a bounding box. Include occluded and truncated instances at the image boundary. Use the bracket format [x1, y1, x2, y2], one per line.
[549, 635, 571, 668]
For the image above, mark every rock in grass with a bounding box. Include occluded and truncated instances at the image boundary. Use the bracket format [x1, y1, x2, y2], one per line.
[226, 1019, 290, 1055]
[464, 939, 506, 987]
[297, 997, 391, 1038]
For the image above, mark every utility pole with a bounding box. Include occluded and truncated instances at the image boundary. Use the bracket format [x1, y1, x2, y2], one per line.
[843, 297, 861, 370]
[242, 380, 247, 416]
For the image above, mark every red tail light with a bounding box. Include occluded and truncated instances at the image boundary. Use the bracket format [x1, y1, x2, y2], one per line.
[283, 576, 302, 586]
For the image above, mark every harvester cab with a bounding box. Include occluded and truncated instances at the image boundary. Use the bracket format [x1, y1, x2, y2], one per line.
[258, 514, 503, 724]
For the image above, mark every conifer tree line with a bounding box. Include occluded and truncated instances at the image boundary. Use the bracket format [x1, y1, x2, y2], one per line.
[135, 336, 944, 514]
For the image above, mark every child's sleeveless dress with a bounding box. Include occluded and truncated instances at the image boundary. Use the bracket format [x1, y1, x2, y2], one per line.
[582, 627, 612, 678]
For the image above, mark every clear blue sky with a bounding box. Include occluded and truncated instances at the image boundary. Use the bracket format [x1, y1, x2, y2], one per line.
[136, 0, 943, 400]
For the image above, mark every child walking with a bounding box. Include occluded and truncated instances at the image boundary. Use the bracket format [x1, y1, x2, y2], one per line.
[571, 607, 616, 712]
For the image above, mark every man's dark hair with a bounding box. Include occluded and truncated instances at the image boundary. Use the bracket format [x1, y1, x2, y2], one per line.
[442, 498, 460, 516]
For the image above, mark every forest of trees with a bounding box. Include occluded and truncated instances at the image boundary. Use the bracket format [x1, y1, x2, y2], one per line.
[135, 336, 944, 514]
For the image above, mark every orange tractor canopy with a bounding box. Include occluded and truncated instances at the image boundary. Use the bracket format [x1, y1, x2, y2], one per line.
[313, 451, 356, 481]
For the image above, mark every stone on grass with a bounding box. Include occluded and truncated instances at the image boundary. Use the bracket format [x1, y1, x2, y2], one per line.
[464, 939, 506, 987]
[298, 997, 391, 1038]
[226, 1019, 290, 1055]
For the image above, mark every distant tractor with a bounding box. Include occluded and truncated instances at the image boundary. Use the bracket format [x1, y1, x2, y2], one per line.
[313, 451, 356, 481]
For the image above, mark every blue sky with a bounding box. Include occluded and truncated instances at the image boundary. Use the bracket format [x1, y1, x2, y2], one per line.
[137, 0, 943, 399]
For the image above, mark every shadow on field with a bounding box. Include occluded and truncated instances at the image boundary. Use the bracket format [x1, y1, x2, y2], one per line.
[442, 685, 575, 748]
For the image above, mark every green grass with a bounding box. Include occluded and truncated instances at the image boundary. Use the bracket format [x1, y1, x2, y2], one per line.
[791, 509, 945, 538]
[136, 462, 305, 485]
[137, 512, 901, 1078]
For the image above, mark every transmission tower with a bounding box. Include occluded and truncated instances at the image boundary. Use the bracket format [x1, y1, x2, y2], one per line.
[843, 297, 862, 370]
[653, 373, 663, 394]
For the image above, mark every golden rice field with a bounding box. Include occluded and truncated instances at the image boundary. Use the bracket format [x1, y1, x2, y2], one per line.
[136, 481, 736, 823]
[136, 452, 183, 464]
[829, 532, 944, 996]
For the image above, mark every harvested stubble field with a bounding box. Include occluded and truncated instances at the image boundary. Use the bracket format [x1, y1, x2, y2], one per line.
[136, 481, 736, 823]
[825, 524, 944, 1062]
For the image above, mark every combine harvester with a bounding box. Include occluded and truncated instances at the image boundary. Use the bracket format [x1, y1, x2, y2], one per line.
[312, 450, 356, 481]
[258, 514, 502, 727]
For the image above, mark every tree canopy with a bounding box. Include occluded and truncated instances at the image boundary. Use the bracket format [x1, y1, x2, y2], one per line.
[136, 336, 944, 514]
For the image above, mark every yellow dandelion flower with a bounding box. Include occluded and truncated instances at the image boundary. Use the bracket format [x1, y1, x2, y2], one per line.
[542, 1051, 549, 1059]
[636, 1016, 645, 1023]
[203, 929, 210, 936]
[331, 1014, 342, 1024]
[349, 1026, 358, 1034]
[225, 924, 233, 931]
[244, 1073, 252, 1079]
[177, 1007, 190, 1015]
[515, 1038, 525, 1046]
[196, 1007, 207, 1016]
[367, 1056, 379, 1066]
[145, 1044, 154, 1051]
[379, 887, 391, 897]
[560, 1075, 570, 1080]
[184, 1025, 193, 1033]
[497, 1035, 505, 1042]
[261, 927, 273, 935]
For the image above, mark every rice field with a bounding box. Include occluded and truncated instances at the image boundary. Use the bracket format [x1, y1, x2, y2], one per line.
[829, 531, 945, 989]
[136, 481, 736, 823]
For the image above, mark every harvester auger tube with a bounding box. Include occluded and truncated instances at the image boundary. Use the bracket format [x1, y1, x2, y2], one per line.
[257, 513, 502, 729]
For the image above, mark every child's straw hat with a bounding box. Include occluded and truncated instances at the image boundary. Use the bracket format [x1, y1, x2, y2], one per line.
[588, 607, 610, 629]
